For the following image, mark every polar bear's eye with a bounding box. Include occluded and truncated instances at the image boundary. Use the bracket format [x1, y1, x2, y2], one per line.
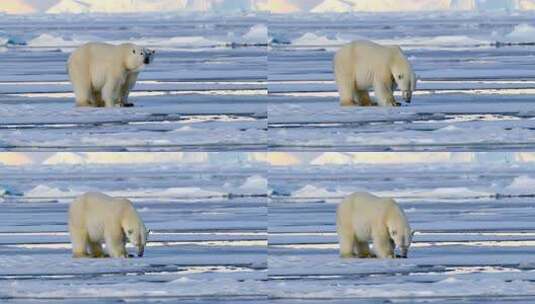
[128, 229, 133, 234]
[391, 230, 397, 236]
[398, 74, 403, 80]
[132, 50, 136, 54]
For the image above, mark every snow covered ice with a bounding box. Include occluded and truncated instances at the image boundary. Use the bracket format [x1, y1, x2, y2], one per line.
[0, 152, 268, 302]
[269, 12, 535, 150]
[268, 152, 535, 303]
[0, 13, 267, 151]
[2, 1, 535, 303]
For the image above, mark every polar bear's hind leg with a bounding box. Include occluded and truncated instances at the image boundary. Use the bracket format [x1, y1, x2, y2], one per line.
[334, 58, 358, 106]
[104, 229, 127, 258]
[70, 229, 89, 258]
[88, 241, 106, 258]
[355, 240, 373, 258]
[336, 77, 358, 107]
[356, 90, 373, 107]
[338, 231, 356, 258]
[91, 90, 105, 107]
[68, 59, 92, 107]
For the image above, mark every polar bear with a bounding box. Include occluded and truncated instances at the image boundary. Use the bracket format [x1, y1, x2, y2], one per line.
[68, 192, 148, 258]
[333, 40, 416, 107]
[336, 192, 413, 259]
[67, 42, 155, 107]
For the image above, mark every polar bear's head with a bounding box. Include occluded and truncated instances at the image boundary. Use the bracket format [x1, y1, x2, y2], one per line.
[390, 46, 417, 103]
[121, 203, 149, 257]
[386, 202, 413, 258]
[123, 43, 156, 72]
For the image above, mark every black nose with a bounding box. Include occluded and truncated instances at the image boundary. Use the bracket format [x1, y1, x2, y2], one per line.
[144, 58, 150, 64]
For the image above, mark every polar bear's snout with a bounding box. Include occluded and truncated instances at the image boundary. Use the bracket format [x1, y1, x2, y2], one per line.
[125, 225, 148, 257]
[143, 49, 155, 65]
[402, 90, 412, 103]
[399, 246, 408, 258]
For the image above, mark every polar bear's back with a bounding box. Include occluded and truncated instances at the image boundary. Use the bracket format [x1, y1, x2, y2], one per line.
[69, 192, 131, 229]
[334, 40, 398, 90]
[337, 192, 398, 232]
[69, 42, 123, 62]
[335, 41, 397, 68]
[68, 43, 127, 90]
[341, 192, 394, 210]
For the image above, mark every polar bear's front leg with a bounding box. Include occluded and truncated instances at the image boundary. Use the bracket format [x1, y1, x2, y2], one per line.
[374, 79, 398, 107]
[120, 72, 138, 107]
[104, 229, 128, 258]
[372, 228, 395, 258]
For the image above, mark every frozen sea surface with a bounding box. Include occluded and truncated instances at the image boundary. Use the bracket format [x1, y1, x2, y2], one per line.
[268, 13, 535, 151]
[0, 160, 267, 303]
[268, 160, 535, 303]
[0, 14, 267, 151]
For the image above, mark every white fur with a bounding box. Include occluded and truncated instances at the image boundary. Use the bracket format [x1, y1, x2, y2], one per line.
[67, 42, 154, 107]
[333, 40, 416, 107]
[68, 192, 148, 258]
[336, 192, 412, 259]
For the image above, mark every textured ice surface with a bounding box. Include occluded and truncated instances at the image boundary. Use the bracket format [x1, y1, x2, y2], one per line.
[0, 157, 268, 302]
[0, 14, 267, 151]
[268, 13, 535, 151]
[268, 158, 535, 302]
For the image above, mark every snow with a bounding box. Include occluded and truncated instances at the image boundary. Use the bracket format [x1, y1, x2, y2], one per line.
[502, 175, 535, 195]
[269, 12, 535, 150]
[0, 13, 267, 151]
[23, 24, 267, 50]
[242, 24, 268, 44]
[23, 184, 229, 201]
[311, 0, 353, 13]
[24, 184, 79, 199]
[310, 152, 352, 165]
[46, 0, 262, 14]
[238, 174, 268, 194]
[291, 184, 348, 199]
[503, 23, 535, 42]
[0, 153, 267, 301]
[5, 153, 535, 301]
[310, 0, 535, 12]
[27, 33, 85, 48]
[268, 157, 535, 301]
[292, 32, 347, 46]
